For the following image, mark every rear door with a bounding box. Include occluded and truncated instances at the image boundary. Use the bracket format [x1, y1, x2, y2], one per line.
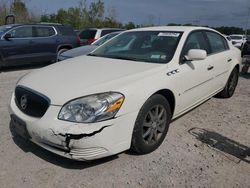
[32, 26, 57, 62]
[204, 31, 231, 91]
[1, 26, 34, 65]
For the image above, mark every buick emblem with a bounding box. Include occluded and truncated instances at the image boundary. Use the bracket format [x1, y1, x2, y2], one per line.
[20, 95, 28, 110]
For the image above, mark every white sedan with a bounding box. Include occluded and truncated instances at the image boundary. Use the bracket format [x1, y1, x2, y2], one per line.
[9, 26, 241, 161]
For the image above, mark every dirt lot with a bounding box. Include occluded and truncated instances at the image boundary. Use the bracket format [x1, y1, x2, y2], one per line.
[0, 66, 249, 188]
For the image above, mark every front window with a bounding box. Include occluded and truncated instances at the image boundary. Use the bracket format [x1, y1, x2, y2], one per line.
[90, 31, 183, 64]
[0, 25, 12, 36]
[8, 26, 33, 38]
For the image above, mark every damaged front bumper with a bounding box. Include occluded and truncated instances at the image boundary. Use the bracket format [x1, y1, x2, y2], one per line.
[9, 94, 138, 161]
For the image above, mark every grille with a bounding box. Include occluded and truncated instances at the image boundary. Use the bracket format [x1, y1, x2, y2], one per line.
[15, 86, 50, 118]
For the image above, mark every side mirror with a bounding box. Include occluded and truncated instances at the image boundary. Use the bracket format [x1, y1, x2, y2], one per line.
[4, 33, 12, 40]
[185, 49, 207, 61]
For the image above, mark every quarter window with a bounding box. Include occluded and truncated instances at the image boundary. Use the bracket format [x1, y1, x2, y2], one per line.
[183, 31, 210, 55]
[8, 26, 33, 38]
[206, 32, 228, 53]
[35, 27, 55, 37]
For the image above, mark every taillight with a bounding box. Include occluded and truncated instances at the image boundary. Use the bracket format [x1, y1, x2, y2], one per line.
[87, 38, 96, 44]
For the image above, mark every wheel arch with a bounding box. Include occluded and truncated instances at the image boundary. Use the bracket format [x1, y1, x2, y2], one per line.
[153, 89, 176, 116]
[235, 64, 240, 72]
[57, 44, 73, 52]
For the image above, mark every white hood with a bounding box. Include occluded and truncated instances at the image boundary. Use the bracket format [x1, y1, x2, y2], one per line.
[18, 56, 163, 105]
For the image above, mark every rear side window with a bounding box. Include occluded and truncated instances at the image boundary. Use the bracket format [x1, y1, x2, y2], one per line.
[206, 32, 228, 53]
[35, 26, 55, 37]
[79, 30, 97, 39]
[57, 26, 76, 36]
[8, 26, 33, 38]
[100, 30, 122, 37]
[183, 31, 210, 55]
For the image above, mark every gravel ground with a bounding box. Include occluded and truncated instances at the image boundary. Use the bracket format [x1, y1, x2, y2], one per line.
[0, 66, 249, 188]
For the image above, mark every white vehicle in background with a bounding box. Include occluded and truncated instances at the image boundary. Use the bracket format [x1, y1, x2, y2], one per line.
[230, 34, 247, 48]
[223, 35, 233, 45]
[9, 26, 241, 161]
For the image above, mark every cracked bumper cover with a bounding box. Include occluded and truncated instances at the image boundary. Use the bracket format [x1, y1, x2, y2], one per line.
[9, 94, 138, 161]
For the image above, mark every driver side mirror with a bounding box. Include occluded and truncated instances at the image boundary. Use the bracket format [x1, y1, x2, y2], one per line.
[4, 33, 12, 40]
[185, 49, 207, 61]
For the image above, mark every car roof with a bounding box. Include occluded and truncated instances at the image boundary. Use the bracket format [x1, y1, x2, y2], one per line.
[128, 26, 215, 33]
[81, 28, 125, 31]
[4, 23, 65, 27]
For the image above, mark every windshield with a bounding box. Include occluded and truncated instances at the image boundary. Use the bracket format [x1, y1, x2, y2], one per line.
[90, 31, 182, 64]
[92, 33, 119, 46]
[230, 35, 243, 40]
[0, 25, 12, 36]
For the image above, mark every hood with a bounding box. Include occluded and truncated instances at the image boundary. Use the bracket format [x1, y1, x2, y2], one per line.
[61, 45, 97, 58]
[18, 56, 163, 105]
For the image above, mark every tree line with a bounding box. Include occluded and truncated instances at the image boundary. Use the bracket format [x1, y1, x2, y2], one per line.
[0, 0, 249, 35]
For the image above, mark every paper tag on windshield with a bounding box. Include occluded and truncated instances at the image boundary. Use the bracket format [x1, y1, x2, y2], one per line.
[158, 32, 180, 37]
[151, 54, 161, 59]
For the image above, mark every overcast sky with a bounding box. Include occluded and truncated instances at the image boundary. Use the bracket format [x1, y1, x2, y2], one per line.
[26, 0, 250, 28]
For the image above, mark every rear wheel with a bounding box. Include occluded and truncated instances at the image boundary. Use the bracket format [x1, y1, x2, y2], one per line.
[131, 94, 172, 154]
[57, 48, 69, 62]
[216, 67, 239, 98]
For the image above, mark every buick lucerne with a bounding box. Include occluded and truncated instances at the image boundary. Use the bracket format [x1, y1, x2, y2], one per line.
[9, 26, 241, 160]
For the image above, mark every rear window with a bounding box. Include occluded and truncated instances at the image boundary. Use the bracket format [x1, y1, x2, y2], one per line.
[35, 26, 55, 37]
[57, 26, 76, 36]
[100, 30, 123, 37]
[206, 32, 228, 53]
[79, 30, 97, 39]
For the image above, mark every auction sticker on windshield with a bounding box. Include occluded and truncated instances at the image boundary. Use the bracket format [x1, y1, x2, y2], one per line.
[158, 32, 180, 37]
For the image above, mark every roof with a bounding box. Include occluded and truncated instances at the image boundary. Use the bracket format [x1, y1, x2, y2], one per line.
[3, 23, 64, 27]
[129, 26, 214, 32]
[81, 28, 125, 31]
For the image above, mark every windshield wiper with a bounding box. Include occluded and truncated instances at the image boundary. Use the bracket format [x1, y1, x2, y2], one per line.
[101, 55, 140, 62]
[88, 54, 141, 62]
[87, 53, 98, 57]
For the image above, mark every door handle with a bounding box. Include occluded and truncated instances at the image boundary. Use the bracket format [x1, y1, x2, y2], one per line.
[227, 58, 232, 62]
[207, 65, 214, 71]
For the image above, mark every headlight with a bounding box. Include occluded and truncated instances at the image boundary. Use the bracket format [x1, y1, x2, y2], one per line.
[58, 92, 124, 123]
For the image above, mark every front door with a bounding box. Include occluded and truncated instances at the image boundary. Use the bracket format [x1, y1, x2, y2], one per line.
[1, 26, 34, 66]
[178, 31, 214, 113]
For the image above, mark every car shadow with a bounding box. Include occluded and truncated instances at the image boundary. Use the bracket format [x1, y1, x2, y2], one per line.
[188, 127, 250, 164]
[9, 122, 119, 169]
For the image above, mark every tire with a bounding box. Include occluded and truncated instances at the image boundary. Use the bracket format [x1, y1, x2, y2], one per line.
[57, 48, 68, 62]
[131, 94, 172, 154]
[216, 67, 239, 98]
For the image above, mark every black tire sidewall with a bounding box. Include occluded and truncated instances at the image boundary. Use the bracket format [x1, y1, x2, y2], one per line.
[132, 94, 172, 154]
[226, 68, 239, 97]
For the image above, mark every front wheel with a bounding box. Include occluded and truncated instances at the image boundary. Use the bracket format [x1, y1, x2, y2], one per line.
[131, 94, 172, 154]
[216, 67, 239, 98]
